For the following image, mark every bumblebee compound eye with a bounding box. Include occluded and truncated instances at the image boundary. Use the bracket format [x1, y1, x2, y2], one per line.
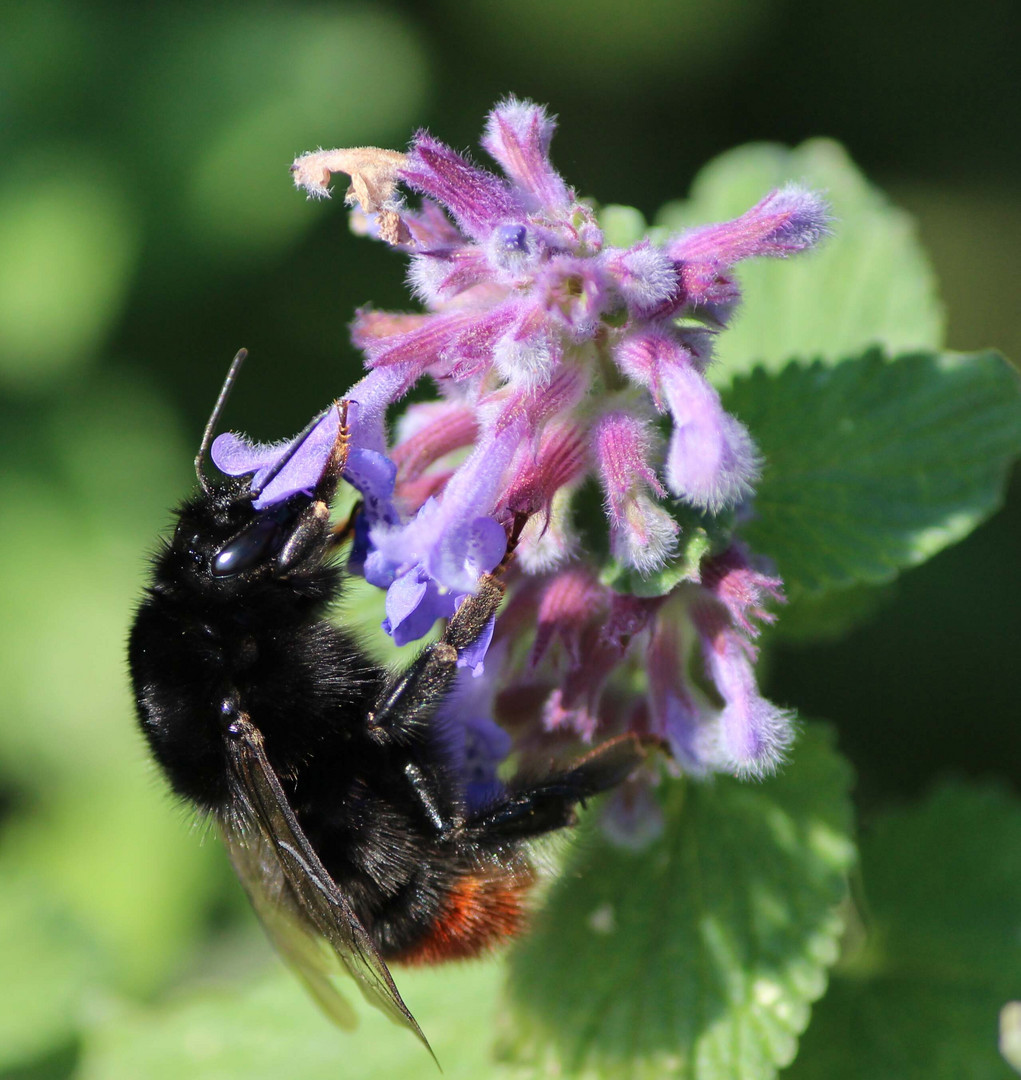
[211, 498, 307, 578]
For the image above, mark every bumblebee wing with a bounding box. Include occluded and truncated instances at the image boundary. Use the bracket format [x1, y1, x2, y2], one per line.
[220, 716, 431, 1053]
[218, 815, 360, 1030]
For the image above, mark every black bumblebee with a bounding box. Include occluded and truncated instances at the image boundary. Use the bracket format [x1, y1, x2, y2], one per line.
[128, 352, 640, 1049]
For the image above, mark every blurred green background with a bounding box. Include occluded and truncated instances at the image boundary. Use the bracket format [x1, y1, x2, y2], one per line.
[0, 0, 1017, 1076]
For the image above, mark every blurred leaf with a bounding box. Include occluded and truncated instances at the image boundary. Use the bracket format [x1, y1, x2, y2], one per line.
[0, 377, 229, 994]
[656, 140, 944, 379]
[131, 7, 428, 258]
[0, 0, 96, 113]
[0, 872, 100, 1071]
[2, 771, 229, 996]
[45, 368, 192, 531]
[1001, 1004, 1021, 1075]
[0, 163, 138, 388]
[78, 958, 507, 1079]
[505, 725, 856, 1080]
[599, 204, 649, 247]
[726, 349, 1021, 594]
[437, 0, 771, 83]
[0, 377, 188, 786]
[786, 783, 1021, 1080]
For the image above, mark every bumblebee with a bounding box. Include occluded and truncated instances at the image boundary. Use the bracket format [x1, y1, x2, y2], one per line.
[128, 353, 639, 1048]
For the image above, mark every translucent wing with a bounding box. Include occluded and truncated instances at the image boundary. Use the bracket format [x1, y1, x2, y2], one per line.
[219, 715, 432, 1055]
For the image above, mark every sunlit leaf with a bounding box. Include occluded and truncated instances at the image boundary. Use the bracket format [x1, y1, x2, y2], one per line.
[505, 725, 856, 1080]
[727, 349, 1021, 594]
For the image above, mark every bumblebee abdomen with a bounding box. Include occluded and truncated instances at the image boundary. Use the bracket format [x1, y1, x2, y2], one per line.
[385, 862, 536, 964]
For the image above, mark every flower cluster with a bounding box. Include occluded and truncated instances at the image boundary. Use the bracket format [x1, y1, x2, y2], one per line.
[216, 99, 829, 790]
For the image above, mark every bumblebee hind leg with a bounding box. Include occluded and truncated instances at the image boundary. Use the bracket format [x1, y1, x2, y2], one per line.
[464, 734, 643, 847]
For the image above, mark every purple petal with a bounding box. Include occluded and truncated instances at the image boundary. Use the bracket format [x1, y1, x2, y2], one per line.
[364, 311, 478, 373]
[481, 97, 570, 212]
[700, 546, 785, 637]
[612, 328, 695, 405]
[701, 629, 794, 776]
[210, 432, 283, 478]
[610, 494, 679, 576]
[433, 670, 512, 811]
[383, 567, 458, 646]
[646, 602, 720, 775]
[660, 361, 759, 512]
[431, 515, 506, 594]
[346, 365, 419, 454]
[455, 612, 496, 677]
[407, 247, 491, 305]
[401, 132, 523, 242]
[667, 184, 831, 266]
[211, 407, 341, 510]
[604, 242, 680, 315]
[344, 447, 398, 526]
[435, 420, 521, 521]
[594, 411, 664, 525]
[343, 446, 399, 574]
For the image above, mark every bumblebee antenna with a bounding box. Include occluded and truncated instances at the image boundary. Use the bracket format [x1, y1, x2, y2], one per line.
[195, 348, 248, 492]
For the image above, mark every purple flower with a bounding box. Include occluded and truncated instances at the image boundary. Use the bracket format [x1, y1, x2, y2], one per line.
[700, 623, 793, 776]
[284, 99, 826, 778]
[363, 420, 518, 648]
[659, 359, 760, 513]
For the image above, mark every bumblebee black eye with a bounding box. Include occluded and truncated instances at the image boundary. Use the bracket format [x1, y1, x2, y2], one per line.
[211, 499, 306, 578]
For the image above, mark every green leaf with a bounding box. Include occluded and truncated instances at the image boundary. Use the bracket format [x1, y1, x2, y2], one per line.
[505, 725, 856, 1080]
[0, 872, 102, 1071]
[786, 783, 1021, 1080]
[655, 140, 944, 380]
[725, 349, 1021, 594]
[599, 204, 649, 248]
[2, 773, 231, 997]
[79, 956, 508, 1080]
